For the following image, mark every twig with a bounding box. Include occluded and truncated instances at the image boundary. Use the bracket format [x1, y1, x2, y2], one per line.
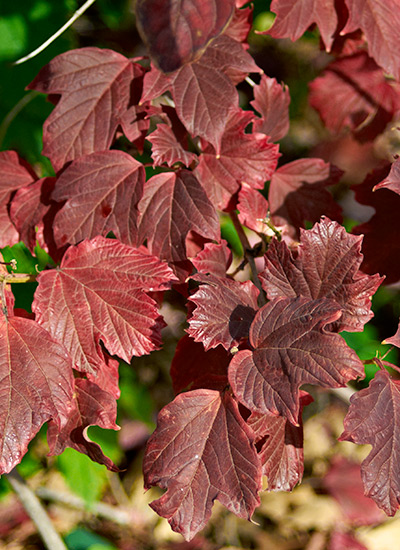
[14, 0, 97, 65]
[6, 469, 68, 550]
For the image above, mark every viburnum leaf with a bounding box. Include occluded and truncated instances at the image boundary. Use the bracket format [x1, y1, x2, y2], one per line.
[147, 123, 197, 167]
[27, 48, 138, 171]
[247, 391, 312, 491]
[259, 218, 383, 332]
[341, 0, 400, 80]
[51, 150, 145, 247]
[170, 335, 230, 393]
[135, 0, 235, 73]
[339, 369, 400, 515]
[0, 151, 36, 247]
[352, 165, 400, 284]
[33, 236, 175, 375]
[267, 0, 338, 51]
[268, 158, 343, 237]
[137, 170, 220, 274]
[224, 5, 253, 44]
[47, 378, 119, 471]
[194, 110, 279, 210]
[250, 75, 291, 142]
[384, 317, 400, 349]
[228, 296, 364, 425]
[309, 52, 400, 142]
[374, 158, 400, 195]
[191, 240, 232, 278]
[188, 273, 259, 351]
[0, 314, 75, 474]
[143, 389, 262, 540]
[237, 184, 270, 236]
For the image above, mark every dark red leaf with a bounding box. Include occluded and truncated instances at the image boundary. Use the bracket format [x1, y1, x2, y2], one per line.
[188, 273, 259, 351]
[247, 391, 312, 491]
[224, 6, 253, 44]
[120, 103, 159, 151]
[229, 296, 364, 425]
[137, 170, 220, 275]
[191, 240, 232, 278]
[342, 0, 400, 80]
[268, 158, 343, 237]
[135, 0, 235, 73]
[0, 315, 75, 474]
[309, 52, 400, 142]
[47, 378, 119, 471]
[374, 158, 400, 195]
[340, 369, 400, 515]
[140, 64, 171, 102]
[259, 218, 383, 332]
[143, 389, 262, 540]
[250, 74, 290, 142]
[147, 123, 197, 167]
[27, 48, 137, 171]
[170, 335, 230, 393]
[194, 110, 279, 210]
[51, 150, 144, 247]
[267, 0, 338, 51]
[0, 151, 36, 247]
[33, 237, 175, 375]
[237, 184, 269, 235]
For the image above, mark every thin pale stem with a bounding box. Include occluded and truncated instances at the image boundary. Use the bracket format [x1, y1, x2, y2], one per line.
[14, 0, 97, 65]
[6, 469, 68, 550]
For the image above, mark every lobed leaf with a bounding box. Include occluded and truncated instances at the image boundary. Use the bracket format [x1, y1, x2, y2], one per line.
[147, 123, 197, 168]
[251, 74, 291, 142]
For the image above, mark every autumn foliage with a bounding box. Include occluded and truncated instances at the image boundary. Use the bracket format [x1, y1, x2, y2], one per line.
[2, 0, 400, 542]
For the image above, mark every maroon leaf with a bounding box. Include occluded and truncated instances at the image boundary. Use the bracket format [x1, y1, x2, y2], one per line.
[140, 64, 171, 103]
[170, 335, 230, 393]
[247, 392, 312, 491]
[188, 273, 259, 351]
[28, 48, 137, 171]
[251, 74, 291, 142]
[47, 378, 119, 471]
[137, 170, 220, 274]
[143, 389, 262, 540]
[194, 110, 279, 210]
[309, 52, 400, 142]
[340, 369, 400, 515]
[120, 103, 159, 151]
[374, 158, 400, 195]
[135, 0, 235, 73]
[33, 237, 175, 375]
[268, 158, 343, 237]
[147, 123, 197, 167]
[267, 0, 338, 51]
[51, 150, 144, 247]
[352, 165, 400, 284]
[228, 296, 364, 425]
[384, 318, 400, 349]
[0, 151, 36, 247]
[224, 5, 253, 44]
[191, 240, 232, 278]
[237, 184, 269, 235]
[259, 218, 383, 332]
[0, 315, 75, 474]
[342, 0, 400, 80]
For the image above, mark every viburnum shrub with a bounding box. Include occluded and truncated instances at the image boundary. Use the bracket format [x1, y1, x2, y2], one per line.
[3, 0, 400, 541]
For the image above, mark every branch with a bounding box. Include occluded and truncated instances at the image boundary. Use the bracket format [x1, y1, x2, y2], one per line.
[6, 469, 68, 550]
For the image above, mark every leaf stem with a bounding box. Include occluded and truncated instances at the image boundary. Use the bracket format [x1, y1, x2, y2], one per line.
[6, 469, 68, 550]
[229, 211, 266, 306]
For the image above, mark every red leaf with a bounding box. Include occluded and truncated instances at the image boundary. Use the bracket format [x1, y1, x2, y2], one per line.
[224, 6, 254, 44]
[268, 158, 343, 237]
[147, 123, 197, 167]
[342, 0, 400, 80]
[120, 103, 159, 151]
[251, 74, 291, 142]
[0, 151, 36, 247]
[28, 48, 137, 171]
[191, 240, 232, 278]
[137, 170, 220, 274]
[51, 150, 144, 247]
[170, 335, 230, 393]
[329, 531, 368, 550]
[188, 273, 259, 351]
[259, 218, 383, 332]
[47, 378, 119, 471]
[340, 369, 400, 515]
[229, 296, 364, 425]
[33, 237, 175, 375]
[309, 52, 400, 142]
[247, 392, 312, 491]
[0, 315, 74, 474]
[267, 0, 338, 51]
[237, 185, 269, 235]
[374, 157, 400, 195]
[143, 389, 262, 540]
[194, 110, 279, 210]
[135, 0, 235, 73]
